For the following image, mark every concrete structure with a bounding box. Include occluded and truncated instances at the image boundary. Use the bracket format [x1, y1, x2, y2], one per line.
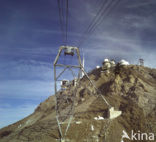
[119, 60, 129, 66]
[102, 59, 111, 70]
[96, 66, 100, 69]
[109, 107, 122, 119]
[61, 80, 69, 89]
[110, 60, 116, 67]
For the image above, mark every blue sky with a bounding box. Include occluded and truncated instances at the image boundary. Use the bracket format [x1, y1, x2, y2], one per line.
[0, 0, 156, 128]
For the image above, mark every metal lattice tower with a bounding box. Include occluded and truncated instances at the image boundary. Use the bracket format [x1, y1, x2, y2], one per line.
[53, 46, 121, 141]
[139, 58, 144, 66]
[53, 46, 83, 141]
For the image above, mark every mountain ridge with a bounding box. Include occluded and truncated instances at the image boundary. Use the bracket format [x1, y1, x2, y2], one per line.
[0, 65, 156, 142]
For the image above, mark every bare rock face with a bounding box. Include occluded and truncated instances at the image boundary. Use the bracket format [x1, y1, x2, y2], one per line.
[0, 65, 156, 142]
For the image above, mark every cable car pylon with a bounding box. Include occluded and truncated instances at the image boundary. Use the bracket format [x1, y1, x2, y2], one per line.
[53, 46, 83, 141]
[53, 46, 122, 141]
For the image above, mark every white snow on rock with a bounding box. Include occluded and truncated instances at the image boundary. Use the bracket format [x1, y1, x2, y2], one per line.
[75, 121, 82, 124]
[91, 124, 94, 131]
[94, 116, 104, 120]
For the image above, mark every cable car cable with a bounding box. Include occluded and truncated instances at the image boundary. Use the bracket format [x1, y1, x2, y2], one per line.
[77, 0, 109, 59]
[57, 0, 65, 43]
[78, 0, 121, 47]
[89, 0, 121, 35]
[77, 0, 110, 47]
[65, 0, 69, 45]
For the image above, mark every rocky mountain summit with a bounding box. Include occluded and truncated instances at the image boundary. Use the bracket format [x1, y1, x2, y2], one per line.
[0, 65, 156, 142]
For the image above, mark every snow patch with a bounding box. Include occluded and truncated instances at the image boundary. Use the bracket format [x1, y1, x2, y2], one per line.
[91, 124, 94, 131]
[94, 116, 104, 120]
[75, 121, 82, 124]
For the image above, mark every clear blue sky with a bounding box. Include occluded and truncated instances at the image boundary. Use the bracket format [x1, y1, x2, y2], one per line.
[0, 0, 156, 128]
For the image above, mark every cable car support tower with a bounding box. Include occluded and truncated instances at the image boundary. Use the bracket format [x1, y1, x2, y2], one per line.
[53, 46, 122, 141]
[53, 46, 84, 141]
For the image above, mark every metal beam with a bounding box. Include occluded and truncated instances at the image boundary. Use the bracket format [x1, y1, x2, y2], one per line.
[56, 66, 68, 80]
[81, 66, 111, 108]
[68, 67, 76, 78]
[55, 64, 81, 68]
[53, 46, 83, 140]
